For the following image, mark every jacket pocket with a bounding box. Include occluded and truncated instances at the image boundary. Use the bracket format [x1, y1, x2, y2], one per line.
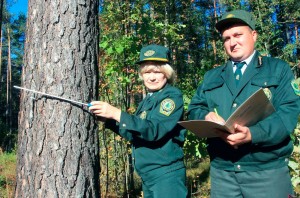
[251, 76, 279, 88]
[202, 79, 224, 91]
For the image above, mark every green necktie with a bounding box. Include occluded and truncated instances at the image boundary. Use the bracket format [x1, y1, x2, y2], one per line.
[234, 62, 246, 85]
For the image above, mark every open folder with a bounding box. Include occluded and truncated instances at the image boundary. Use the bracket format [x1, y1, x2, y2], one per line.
[178, 88, 275, 138]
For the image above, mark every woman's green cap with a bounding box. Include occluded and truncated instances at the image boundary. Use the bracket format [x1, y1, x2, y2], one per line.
[136, 44, 170, 64]
[215, 10, 256, 32]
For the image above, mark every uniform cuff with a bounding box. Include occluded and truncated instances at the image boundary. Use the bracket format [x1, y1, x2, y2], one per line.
[119, 111, 131, 129]
[249, 125, 263, 145]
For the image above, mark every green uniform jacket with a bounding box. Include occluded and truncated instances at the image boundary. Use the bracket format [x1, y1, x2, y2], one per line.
[188, 51, 300, 171]
[106, 83, 186, 181]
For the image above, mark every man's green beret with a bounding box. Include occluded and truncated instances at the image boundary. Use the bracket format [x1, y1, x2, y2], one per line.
[215, 10, 256, 32]
[137, 44, 170, 64]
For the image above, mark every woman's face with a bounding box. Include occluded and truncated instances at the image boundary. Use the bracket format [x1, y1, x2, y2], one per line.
[141, 63, 167, 92]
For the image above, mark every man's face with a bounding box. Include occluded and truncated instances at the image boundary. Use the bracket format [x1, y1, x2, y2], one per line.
[221, 24, 257, 62]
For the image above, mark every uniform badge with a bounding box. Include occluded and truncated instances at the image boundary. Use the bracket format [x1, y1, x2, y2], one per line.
[144, 50, 155, 57]
[140, 111, 147, 119]
[291, 78, 300, 96]
[263, 88, 272, 100]
[226, 14, 235, 18]
[258, 56, 262, 65]
[159, 98, 175, 116]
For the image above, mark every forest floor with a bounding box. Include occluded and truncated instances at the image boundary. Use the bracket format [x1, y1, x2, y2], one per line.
[0, 152, 299, 198]
[0, 152, 211, 198]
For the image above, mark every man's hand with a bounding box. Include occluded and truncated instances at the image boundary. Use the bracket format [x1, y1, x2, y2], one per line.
[205, 112, 226, 125]
[218, 124, 252, 149]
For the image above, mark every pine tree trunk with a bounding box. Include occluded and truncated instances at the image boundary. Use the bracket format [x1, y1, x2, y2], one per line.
[212, 0, 217, 62]
[0, 0, 3, 87]
[0, 29, 2, 92]
[15, 0, 100, 197]
[6, 27, 12, 151]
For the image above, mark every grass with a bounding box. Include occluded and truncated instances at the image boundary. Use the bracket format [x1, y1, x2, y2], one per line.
[0, 151, 16, 198]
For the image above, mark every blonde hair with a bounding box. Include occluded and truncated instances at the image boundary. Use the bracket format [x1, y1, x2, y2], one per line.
[138, 62, 176, 84]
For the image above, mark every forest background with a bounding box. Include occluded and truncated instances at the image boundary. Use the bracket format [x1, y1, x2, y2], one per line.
[0, 0, 299, 197]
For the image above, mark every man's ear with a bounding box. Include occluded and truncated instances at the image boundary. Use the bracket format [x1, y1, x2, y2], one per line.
[252, 30, 258, 42]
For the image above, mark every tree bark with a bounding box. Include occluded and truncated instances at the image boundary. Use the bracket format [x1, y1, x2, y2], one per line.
[15, 0, 100, 197]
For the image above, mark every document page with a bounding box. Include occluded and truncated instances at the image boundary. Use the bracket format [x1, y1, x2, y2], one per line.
[179, 88, 275, 138]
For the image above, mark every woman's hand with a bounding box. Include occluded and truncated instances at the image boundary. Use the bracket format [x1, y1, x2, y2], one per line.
[89, 101, 121, 122]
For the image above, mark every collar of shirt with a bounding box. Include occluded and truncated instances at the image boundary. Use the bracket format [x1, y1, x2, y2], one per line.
[232, 50, 256, 74]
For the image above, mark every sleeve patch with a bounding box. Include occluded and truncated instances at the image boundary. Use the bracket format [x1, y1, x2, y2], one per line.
[291, 78, 300, 96]
[263, 88, 272, 100]
[159, 98, 175, 116]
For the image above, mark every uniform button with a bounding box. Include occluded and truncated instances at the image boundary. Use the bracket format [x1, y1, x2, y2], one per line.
[237, 165, 241, 169]
[122, 123, 126, 127]
[233, 103, 237, 108]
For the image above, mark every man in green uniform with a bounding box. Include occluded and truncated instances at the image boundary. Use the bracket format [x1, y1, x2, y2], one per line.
[89, 44, 187, 197]
[187, 10, 300, 197]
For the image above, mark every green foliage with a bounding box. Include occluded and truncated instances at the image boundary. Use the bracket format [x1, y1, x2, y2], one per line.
[184, 132, 208, 160]
[290, 121, 300, 193]
[98, 128, 137, 197]
[186, 158, 210, 198]
[289, 158, 300, 187]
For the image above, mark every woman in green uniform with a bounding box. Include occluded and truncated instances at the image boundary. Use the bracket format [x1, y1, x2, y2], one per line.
[89, 44, 187, 198]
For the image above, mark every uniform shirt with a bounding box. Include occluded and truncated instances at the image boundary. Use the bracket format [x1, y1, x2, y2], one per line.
[106, 83, 186, 180]
[232, 50, 255, 74]
[188, 51, 300, 172]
